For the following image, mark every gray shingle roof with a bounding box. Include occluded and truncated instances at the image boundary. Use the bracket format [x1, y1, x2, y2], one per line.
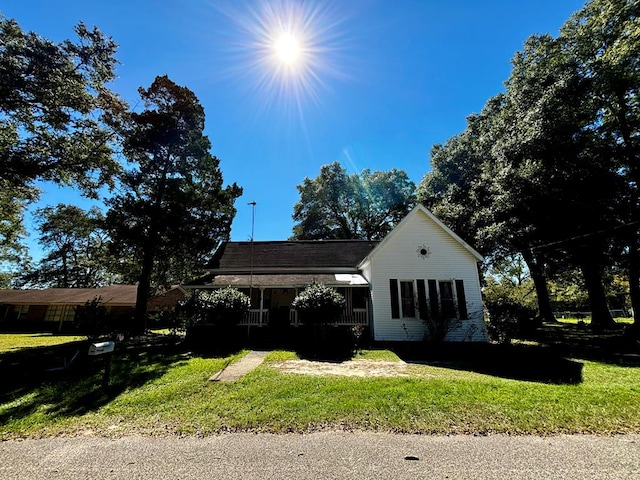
[205, 240, 379, 272]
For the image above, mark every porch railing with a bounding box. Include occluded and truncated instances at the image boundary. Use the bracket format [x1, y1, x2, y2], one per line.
[289, 308, 369, 326]
[239, 309, 269, 326]
[340, 308, 369, 325]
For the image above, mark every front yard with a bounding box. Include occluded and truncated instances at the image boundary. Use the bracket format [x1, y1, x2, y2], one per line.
[1, 329, 639, 438]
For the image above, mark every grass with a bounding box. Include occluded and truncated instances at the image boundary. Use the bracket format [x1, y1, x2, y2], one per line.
[0, 333, 86, 352]
[557, 317, 634, 325]
[1, 327, 639, 438]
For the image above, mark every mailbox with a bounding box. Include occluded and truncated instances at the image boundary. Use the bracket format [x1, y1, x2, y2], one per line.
[88, 341, 115, 356]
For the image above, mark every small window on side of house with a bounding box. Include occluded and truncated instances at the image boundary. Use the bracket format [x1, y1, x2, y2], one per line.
[439, 281, 455, 319]
[400, 281, 415, 318]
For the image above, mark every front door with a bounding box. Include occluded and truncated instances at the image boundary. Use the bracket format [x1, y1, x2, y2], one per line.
[269, 288, 296, 328]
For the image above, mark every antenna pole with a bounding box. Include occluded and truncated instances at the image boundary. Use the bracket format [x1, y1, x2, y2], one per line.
[248, 201, 257, 307]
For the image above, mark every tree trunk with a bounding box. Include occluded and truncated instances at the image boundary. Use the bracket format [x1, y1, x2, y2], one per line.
[522, 249, 556, 323]
[628, 229, 640, 326]
[133, 243, 155, 334]
[579, 257, 616, 331]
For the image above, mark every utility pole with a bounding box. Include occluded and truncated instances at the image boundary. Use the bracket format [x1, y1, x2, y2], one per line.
[247, 201, 257, 335]
[248, 201, 256, 303]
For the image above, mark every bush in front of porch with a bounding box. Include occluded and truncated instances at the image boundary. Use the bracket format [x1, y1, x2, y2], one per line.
[292, 284, 353, 360]
[291, 283, 345, 325]
[184, 288, 250, 353]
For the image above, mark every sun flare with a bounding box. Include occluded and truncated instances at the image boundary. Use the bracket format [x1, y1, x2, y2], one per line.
[213, 0, 350, 118]
[275, 33, 301, 65]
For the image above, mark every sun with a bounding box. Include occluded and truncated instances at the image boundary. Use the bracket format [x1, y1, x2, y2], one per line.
[275, 33, 301, 65]
[212, 0, 351, 118]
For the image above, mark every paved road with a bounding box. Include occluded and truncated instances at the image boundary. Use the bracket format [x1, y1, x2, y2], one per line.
[2, 433, 639, 479]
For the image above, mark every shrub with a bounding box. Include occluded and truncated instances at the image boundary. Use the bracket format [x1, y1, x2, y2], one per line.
[292, 283, 345, 325]
[485, 299, 537, 344]
[199, 287, 251, 327]
[423, 313, 461, 343]
[74, 296, 110, 340]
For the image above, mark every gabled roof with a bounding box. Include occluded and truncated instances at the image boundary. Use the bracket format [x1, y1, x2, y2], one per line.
[205, 240, 379, 273]
[0, 285, 138, 306]
[358, 204, 484, 267]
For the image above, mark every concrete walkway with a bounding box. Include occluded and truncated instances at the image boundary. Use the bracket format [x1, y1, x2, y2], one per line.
[209, 350, 269, 382]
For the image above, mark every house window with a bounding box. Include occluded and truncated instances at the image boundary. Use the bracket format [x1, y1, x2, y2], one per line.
[424, 279, 467, 320]
[400, 281, 415, 317]
[439, 281, 455, 319]
[352, 288, 368, 309]
[44, 305, 76, 323]
[14, 305, 29, 319]
[391, 278, 467, 320]
[390, 279, 417, 319]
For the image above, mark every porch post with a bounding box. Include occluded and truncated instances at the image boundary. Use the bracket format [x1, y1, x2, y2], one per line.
[259, 287, 265, 325]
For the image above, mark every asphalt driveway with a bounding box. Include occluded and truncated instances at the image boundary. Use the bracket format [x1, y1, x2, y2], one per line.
[1, 433, 639, 479]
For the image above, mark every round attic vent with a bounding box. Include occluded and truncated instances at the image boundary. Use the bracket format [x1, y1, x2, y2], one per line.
[416, 244, 431, 259]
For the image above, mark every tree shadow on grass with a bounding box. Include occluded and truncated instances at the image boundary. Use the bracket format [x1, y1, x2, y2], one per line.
[391, 342, 584, 385]
[388, 322, 640, 385]
[526, 322, 640, 367]
[0, 335, 191, 425]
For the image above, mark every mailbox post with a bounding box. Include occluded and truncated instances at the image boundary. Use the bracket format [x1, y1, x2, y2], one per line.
[88, 341, 115, 390]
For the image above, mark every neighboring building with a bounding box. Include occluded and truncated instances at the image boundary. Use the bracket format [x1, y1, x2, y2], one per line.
[0, 285, 187, 332]
[148, 285, 188, 312]
[189, 205, 488, 342]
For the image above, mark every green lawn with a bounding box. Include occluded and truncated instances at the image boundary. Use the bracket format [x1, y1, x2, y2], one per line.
[1, 331, 639, 438]
[0, 333, 86, 352]
[557, 316, 634, 325]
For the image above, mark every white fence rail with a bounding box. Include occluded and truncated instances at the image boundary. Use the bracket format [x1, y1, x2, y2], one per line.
[239, 309, 269, 326]
[289, 308, 369, 326]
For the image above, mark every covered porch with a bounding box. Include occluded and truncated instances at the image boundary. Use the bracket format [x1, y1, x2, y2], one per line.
[192, 273, 371, 328]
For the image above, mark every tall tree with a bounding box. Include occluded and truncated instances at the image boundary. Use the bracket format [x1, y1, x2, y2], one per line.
[418, 29, 626, 327]
[17, 204, 114, 288]
[492, 33, 622, 328]
[105, 75, 242, 332]
[0, 16, 125, 256]
[561, 0, 640, 328]
[292, 162, 415, 240]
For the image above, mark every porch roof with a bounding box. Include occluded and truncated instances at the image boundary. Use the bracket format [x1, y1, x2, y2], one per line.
[187, 273, 369, 288]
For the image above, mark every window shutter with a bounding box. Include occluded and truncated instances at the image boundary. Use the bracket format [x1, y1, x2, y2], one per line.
[428, 279, 439, 318]
[455, 280, 468, 319]
[389, 279, 400, 319]
[417, 279, 428, 320]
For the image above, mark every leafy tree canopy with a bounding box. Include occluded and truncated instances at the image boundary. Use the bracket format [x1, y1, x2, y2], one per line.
[0, 16, 126, 258]
[292, 161, 415, 241]
[418, 0, 638, 328]
[16, 204, 116, 288]
[104, 75, 242, 330]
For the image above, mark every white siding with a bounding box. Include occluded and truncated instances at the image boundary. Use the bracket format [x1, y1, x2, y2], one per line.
[365, 209, 487, 342]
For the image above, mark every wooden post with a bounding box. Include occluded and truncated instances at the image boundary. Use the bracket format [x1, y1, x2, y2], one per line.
[102, 353, 113, 391]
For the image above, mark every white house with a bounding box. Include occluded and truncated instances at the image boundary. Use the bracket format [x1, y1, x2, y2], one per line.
[188, 205, 487, 342]
[358, 204, 486, 342]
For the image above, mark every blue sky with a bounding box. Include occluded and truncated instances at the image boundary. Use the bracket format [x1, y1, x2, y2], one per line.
[3, 0, 585, 257]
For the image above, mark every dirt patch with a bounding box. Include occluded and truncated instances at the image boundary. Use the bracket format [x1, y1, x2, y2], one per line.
[270, 359, 433, 378]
